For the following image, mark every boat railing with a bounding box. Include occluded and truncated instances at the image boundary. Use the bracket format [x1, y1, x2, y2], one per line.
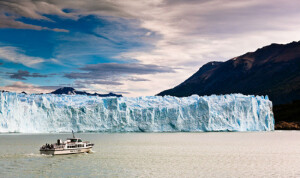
[40, 143, 65, 150]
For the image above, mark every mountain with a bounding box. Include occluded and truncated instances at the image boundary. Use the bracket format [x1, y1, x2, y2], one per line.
[51, 87, 122, 97]
[158, 41, 300, 129]
[51, 87, 76, 95]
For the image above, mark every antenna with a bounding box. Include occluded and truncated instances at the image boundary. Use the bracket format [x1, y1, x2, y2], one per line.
[72, 130, 75, 138]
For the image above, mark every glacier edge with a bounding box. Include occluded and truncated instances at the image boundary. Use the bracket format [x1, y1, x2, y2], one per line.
[0, 92, 274, 133]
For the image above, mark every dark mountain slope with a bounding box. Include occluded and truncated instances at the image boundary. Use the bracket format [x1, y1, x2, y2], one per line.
[158, 41, 300, 105]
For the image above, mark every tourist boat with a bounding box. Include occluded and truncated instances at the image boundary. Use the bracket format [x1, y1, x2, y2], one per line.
[40, 131, 94, 155]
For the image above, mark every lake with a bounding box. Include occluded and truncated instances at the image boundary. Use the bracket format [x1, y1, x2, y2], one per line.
[0, 131, 299, 177]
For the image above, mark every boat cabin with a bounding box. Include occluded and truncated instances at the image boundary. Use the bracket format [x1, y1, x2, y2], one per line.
[67, 138, 83, 143]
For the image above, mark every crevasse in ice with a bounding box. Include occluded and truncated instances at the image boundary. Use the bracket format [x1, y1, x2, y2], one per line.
[0, 92, 274, 133]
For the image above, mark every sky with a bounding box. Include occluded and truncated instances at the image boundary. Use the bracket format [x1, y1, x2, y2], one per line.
[0, 0, 300, 96]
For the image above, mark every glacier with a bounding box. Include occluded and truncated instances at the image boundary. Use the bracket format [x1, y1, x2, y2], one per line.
[0, 92, 274, 133]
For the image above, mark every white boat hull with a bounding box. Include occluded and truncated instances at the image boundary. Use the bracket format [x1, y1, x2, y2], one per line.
[40, 147, 92, 155]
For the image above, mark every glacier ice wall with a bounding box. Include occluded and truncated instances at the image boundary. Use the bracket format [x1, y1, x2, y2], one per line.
[0, 92, 274, 133]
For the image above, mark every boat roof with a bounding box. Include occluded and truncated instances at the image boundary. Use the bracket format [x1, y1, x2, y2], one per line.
[67, 138, 81, 140]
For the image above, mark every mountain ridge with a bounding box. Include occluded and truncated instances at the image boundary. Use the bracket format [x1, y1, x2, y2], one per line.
[1, 87, 122, 97]
[158, 41, 300, 105]
[51, 87, 122, 97]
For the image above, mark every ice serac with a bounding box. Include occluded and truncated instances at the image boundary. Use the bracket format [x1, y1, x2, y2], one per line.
[0, 92, 274, 133]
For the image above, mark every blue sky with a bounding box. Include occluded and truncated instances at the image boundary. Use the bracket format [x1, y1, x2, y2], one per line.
[1, 0, 300, 96]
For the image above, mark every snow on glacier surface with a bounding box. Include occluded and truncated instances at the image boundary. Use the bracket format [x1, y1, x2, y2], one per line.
[0, 92, 274, 133]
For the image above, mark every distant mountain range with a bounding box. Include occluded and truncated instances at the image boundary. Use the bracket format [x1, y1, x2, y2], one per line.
[50, 87, 122, 97]
[1, 87, 122, 97]
[158, 41, 300, 129]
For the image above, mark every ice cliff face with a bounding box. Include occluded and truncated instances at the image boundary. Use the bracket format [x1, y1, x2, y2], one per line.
[0, 92, 274, 133]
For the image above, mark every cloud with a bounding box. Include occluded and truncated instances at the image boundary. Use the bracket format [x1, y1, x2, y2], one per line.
[3, 0, 300, 62]
[0, 15, 69, 32]
[0, 81, 59, 93]
[73, 79, 123, 88]
[0, 0, 70, 32]
[127, 77, 149, 82]
[0, 46, 45, 67]
[2, 0, 300, 96]
[64, 63, 175, 79]
[62, 63, 175, 94]
[6, 70, 48, 80]
[0, 0, 130, 32]
[0, 0, 130, 19]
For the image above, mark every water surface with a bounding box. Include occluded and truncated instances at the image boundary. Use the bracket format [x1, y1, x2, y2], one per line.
[0, 131, 299, 177]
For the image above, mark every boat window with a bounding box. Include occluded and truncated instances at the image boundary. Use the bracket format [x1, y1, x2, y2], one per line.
[70, 139, 77, 142]
[78, 139, 82, 142]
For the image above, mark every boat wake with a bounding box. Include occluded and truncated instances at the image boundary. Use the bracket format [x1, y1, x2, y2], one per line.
[24, 153, 53, 157]
[89, 150, 96, 153]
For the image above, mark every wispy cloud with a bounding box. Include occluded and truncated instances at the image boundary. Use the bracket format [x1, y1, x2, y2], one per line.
[6, 70, 48, 80]
[62, 62, 175, 92]
[74, 79, 123, 87]
[127, 77, 149, 82]
[64, 63, 175, 80]
[0, 46, 45, 67]
[0, 15, 69, 32]
[62, 62, 175, 94]
[0, 0, 70, 32]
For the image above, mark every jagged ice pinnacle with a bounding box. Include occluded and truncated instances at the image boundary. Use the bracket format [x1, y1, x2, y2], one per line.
[0, 92, 274, 133]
